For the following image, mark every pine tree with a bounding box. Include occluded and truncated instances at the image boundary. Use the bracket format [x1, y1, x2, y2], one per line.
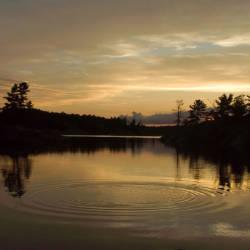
[232, 95, 247, 118]
[214, 94, 233, 119]
[188, 99, 207, 125]
[3, 82, 33, 111]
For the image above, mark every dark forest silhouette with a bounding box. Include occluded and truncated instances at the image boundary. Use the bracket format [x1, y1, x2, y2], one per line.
[0, 82, 164, 141]
[163, 94, 250, 158]
[185, 94, 250, 125]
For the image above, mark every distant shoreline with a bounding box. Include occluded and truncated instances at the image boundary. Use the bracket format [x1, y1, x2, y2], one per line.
[62, 134, 161, 139]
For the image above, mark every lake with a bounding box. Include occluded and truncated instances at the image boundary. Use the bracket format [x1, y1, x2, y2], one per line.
[0, 137, 250, 250]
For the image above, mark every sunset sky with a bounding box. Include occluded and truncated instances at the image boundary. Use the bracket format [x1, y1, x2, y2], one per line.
[1, 0, 250, 116]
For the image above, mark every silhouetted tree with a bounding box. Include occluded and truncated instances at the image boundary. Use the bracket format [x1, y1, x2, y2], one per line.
[214, 94, 234, 120]
[3, 82, 33, 111]
[187, 99, 207, 125]
[131, 112, 143, 125]
[232, 95, 248, 118]
[175, 100, 184, 126]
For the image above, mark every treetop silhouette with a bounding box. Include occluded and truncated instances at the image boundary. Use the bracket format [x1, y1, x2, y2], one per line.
[3, 82, 33, 111]
[187, 99, 207, 125]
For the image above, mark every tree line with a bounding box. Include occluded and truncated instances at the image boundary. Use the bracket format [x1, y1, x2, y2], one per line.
[183, 94, 250, 126]
[0, 82, 145, 135]
[163, 94, 250, 157]
[1, 82, 249, 133]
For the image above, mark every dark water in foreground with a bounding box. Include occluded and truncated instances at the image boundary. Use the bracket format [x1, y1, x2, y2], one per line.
[0, 138, 250, 250]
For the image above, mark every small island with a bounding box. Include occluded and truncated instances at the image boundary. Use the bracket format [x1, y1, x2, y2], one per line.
[162, 94, 250, 156]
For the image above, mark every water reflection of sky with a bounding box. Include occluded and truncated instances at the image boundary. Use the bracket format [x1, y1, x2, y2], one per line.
[0, 139, 249, 195]
[0, 139, 250, 246]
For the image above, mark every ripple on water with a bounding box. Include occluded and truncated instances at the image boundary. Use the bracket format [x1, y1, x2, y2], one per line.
[7, 180, 228, 222]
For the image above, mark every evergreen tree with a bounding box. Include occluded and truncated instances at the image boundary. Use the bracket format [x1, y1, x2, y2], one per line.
[188, 99, 207, 125]
[3, 82, 33, 111]
[232, 95, 248, 118]
[214, 94, 233, 119]
[232, 95, 248, 119]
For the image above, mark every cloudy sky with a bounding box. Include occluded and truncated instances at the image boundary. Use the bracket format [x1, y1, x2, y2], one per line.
[1, 0, 250, 116]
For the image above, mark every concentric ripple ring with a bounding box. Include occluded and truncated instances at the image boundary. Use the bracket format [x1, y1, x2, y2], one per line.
[6, 180, 227, 222]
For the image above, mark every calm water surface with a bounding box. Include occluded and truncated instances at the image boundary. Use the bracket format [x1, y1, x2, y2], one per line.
[0, 138, 250, 250]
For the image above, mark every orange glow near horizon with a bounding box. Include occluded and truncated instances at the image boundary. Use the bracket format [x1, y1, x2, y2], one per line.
[1, 0, 250, 116]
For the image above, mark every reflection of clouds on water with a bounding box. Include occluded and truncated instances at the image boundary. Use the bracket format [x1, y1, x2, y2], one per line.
[0, 139, 249, 245]
[212, 223, 250, 238]
[0, 138, 249, 199]
[133, 224, 204, 240]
